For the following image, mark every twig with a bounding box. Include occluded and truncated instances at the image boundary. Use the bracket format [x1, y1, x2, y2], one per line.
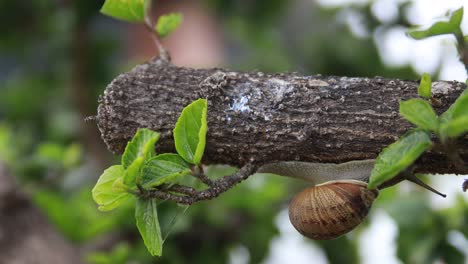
[143, 0, 170, 61]
[137, 183, 147, 196]
[142, 164, 257, 205]
[162, 184, 198, 196]
[191, 165, 214, 186]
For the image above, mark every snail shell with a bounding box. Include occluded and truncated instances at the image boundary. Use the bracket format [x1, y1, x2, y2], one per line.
[288, 179, 378, 240]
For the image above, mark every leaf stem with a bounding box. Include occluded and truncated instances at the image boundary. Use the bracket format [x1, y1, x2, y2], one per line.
[161, 184, 198, 196]
[137, 183, 147, 196]
[144, 0, 170, 61]
[191, 165, 214, 186]
[143, 164, 257, 205]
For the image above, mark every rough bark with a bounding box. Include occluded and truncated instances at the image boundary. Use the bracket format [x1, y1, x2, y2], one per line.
[0, 163, 82, 264]
[97, 57, 468, 174]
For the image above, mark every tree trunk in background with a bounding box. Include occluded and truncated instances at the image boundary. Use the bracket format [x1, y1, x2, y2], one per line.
[0, 163, 81, 264]
[70, 1, 111, 170]
[96, 58, 468, 175]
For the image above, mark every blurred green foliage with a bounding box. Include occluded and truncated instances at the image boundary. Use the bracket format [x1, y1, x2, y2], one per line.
[0, 0, 467, 263]
[87, 243, 133, 264]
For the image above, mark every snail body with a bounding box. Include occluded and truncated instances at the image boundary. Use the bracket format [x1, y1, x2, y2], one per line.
[257, 159, 444, 240]
[257, 160, 374, 183]
[257, 160, 377, 240]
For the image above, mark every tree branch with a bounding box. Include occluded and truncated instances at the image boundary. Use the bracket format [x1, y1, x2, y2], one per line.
[97, 57, 468, 175]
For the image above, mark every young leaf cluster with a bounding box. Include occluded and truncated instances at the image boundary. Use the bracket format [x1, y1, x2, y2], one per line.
[408, 7, 468, 73]
[407, 8, 464, 40]
[92, 99, 208, 256]
[369, 7, 468, 189]
[100, 0, 182, 39]
[156, 13, 183, 38]
[368, 74, 468, 189]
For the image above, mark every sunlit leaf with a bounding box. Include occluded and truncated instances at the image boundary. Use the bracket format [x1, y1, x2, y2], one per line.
[112, 176, 128, 193]
[92, 165, 131, 211]
[100, 0, 146, 23]
[439, 88, 468, 139]
[407, 7, 464, 39]
[418, 73, 432, 99]
[155, 13, 183, 38]
[141, 153, 191, 188]
[439, 116, 468, 138]
[400, 99, 439, 131]
[450, 7, 464, 28]
[173, 99, 208, 164]
[135, 198, 163, 256]
[123, 156, 144, 186]
[440, 89, 468, 123]
[368, 131, 432, 189]
[122, 128, 160, 169]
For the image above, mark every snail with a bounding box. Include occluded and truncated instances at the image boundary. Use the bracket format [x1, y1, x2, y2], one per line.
[257, 160, 445, 240]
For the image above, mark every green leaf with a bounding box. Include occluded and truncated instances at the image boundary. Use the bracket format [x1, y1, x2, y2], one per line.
[440, 89, 468, 123]
[63, 143, 82, 168]
[141, 153, 191, 188]
[439, 89, 468, 140]
[92, 165, 131, 211]
[450, 7, 464, 28]
[368, 130, 433, 189]
[407, 7, 464, 40]
[173, 99, 208, 164]
[400, 99, 439, 131]
[135, 198, 163, 256]
[439, 116, 468, 138]
[123, 156, 144, 186]
[122, 128, 160, 169]
[155, 13, 183, 38]
[418, 73, 432, 99]
[112, 176, 128, 193]
[100, 0, 146, 23]
[35, 142, 65, 164]
[86, 243, 131, 264]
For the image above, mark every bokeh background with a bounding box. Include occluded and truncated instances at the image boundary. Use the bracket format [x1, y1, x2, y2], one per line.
[1, 0, 468, 263]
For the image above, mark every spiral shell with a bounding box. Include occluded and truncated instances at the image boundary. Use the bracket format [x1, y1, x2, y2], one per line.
[288, 180, 378, 240]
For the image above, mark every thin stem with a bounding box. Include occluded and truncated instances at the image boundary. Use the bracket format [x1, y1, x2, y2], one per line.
[192, 165, 214, 186]
[163, 184, 198, 196]
[141, 189, 194, 204]
[144, 0, 170, 61]
[137, 183, 146, 195]
[454, 31, 468, 75]
[141, 164, 257, 205]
